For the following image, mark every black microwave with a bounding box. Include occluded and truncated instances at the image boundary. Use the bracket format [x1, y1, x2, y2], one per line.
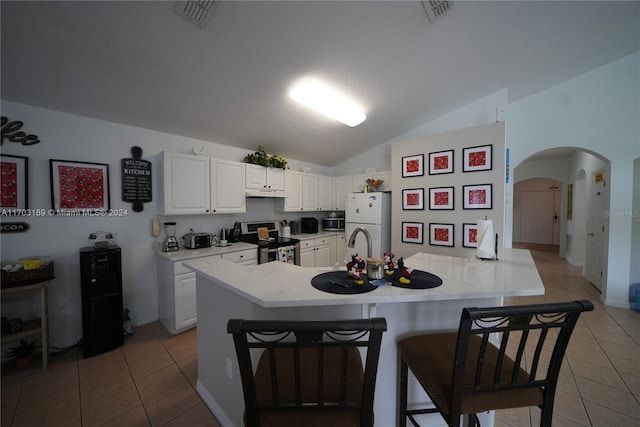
[300, 217, 319, 234]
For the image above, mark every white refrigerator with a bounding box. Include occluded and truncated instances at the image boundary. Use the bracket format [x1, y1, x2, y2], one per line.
[345, 192, 391, 260]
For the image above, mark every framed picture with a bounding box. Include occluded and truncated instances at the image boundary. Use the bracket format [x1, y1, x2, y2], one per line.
[429, 186, 454, 210]
[402, 222, 423, 244]
[463, 223, 478, 248]
[463, 184, 492, 209]
[463, 144, 492, 172]
[402, 188, 424, 210]
[50, 159, 110, 212]
[402, 154, 424, 178]
[429, 223, 454, 247]
[428, 149, 454, 175]
[1, 155, 28, 210]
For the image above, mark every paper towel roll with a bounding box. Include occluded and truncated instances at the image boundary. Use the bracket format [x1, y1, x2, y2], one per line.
[476, 219, 496, 260]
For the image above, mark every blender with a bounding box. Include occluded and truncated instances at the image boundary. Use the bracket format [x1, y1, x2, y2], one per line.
[162, 222, 179, 252]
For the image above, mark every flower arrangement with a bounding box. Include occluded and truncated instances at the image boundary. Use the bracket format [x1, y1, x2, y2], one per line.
[366, 178, 384, 191]
[243, 146, 289, 169]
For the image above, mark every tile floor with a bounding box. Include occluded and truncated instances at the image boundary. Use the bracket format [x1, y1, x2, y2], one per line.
[1, 245, 639, 426]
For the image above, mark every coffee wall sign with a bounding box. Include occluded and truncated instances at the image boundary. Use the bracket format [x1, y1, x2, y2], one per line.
[121, 146, 152, 212]
[1, 117, 41, 146]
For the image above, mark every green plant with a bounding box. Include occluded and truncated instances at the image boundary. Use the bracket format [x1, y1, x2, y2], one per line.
[7, 339, 36, 358]
[243, 146, 288, 169]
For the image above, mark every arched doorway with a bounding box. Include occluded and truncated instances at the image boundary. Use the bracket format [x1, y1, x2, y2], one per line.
[512, 148, 609, 293]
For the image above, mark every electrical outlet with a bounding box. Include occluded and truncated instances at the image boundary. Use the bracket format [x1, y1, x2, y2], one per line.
[226, 357, 233, 379]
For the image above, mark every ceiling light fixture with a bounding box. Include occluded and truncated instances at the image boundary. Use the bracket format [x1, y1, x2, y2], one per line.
[289, 80, 367, 127]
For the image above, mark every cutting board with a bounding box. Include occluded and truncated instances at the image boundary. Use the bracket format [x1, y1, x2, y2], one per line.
[257, 227, 270, 240]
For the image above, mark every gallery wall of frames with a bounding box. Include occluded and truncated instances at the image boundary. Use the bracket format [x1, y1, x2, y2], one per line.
[390, 122, 505, 259]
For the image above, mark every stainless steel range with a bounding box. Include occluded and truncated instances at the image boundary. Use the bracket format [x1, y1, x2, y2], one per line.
[240, 221, 300, 265]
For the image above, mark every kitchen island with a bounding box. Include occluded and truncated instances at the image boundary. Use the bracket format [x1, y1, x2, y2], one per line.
[184, 249, 544, 427]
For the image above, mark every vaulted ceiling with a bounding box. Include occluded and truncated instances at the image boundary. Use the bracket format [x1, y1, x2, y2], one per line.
[2, 1, 638, 166]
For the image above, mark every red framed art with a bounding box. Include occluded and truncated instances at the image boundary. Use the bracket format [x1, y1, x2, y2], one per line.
[428, 186, 454, 210]
[402, 188, 424, 210]
[463, 184, 492, 209]
[402, 154, 424, 178]
[428, 149, 453, 175]
[50, 159, 110, 212]
[463, 223, 478, 248]
[429, 223, 454, 247]
[1, 154, 28, 210]
[463, 144, 492, 172]
[402, 222, 423, 244]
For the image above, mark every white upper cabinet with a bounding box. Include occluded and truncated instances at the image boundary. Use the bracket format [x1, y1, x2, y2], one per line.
[317, 175, 333, 211]
[211, 159, 246, 213]
[333, 175, 353, 210]
[159, 152, 211, 215]
[282, 170, 303, 211]
[159, 152, 245, 215]
[302, 173, 318, 211]
[245, 164, 285, 191]
[352, 172, 372, 193]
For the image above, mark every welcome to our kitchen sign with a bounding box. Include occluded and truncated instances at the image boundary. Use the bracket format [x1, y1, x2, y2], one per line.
[121, 146, 152, 212]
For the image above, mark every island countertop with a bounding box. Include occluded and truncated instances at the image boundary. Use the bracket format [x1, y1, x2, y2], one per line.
[183, 248, 544, 308]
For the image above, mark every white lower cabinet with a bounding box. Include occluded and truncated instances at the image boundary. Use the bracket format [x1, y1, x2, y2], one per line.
[158, 255, 219, 335]
[299, 236, 336, 268]
[336, 234, 347, 265]
[174, 271, 197, 331]
[157, 247, 258, 334]
[221, 248, 258, 266]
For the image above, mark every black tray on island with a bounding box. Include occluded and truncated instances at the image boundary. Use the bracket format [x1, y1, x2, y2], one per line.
[311, 271, 377, 294]
[311, 268, 443, 294]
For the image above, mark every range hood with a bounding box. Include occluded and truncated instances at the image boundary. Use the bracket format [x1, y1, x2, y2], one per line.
[245, 188, 286, 198]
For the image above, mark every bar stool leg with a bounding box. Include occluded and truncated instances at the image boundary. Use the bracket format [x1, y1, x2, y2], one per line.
[398, 356, 408, 427]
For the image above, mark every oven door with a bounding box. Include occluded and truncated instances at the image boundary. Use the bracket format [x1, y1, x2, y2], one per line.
[259, 245, 299, 265]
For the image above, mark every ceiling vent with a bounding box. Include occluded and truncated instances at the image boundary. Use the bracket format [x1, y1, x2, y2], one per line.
[174, 1, 216, 27]
[421, 0, 455, 24]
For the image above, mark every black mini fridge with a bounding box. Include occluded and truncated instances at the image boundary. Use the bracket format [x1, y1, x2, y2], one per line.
[80, 245, 124, 358]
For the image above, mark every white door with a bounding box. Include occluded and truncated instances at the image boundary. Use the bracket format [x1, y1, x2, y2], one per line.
[520, 191, 554, 244]
[586, 170, 606, 291]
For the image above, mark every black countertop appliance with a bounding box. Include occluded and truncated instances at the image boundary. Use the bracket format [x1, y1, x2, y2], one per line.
[300, 217, 319, 234]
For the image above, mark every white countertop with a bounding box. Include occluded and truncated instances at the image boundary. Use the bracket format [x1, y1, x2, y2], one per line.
[155, 241, 258, 262]
[183, 249, 544, 308]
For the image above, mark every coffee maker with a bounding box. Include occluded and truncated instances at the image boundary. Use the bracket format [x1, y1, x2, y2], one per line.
[162, 222, 179, 252]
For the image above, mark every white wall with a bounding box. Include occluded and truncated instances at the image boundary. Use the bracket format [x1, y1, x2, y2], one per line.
[0, 101, 332, 348]
[508, 51, 639, 307]
[390, 123, 506, 260]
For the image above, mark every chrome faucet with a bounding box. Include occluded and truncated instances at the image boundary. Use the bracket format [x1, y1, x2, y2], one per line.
[348, 227, 372, 258]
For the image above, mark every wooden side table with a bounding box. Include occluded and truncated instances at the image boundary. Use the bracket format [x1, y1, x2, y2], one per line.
[1, 278, 50, 371]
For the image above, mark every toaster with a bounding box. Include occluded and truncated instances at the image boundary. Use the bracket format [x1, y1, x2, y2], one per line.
[181, 232, 212, 249]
